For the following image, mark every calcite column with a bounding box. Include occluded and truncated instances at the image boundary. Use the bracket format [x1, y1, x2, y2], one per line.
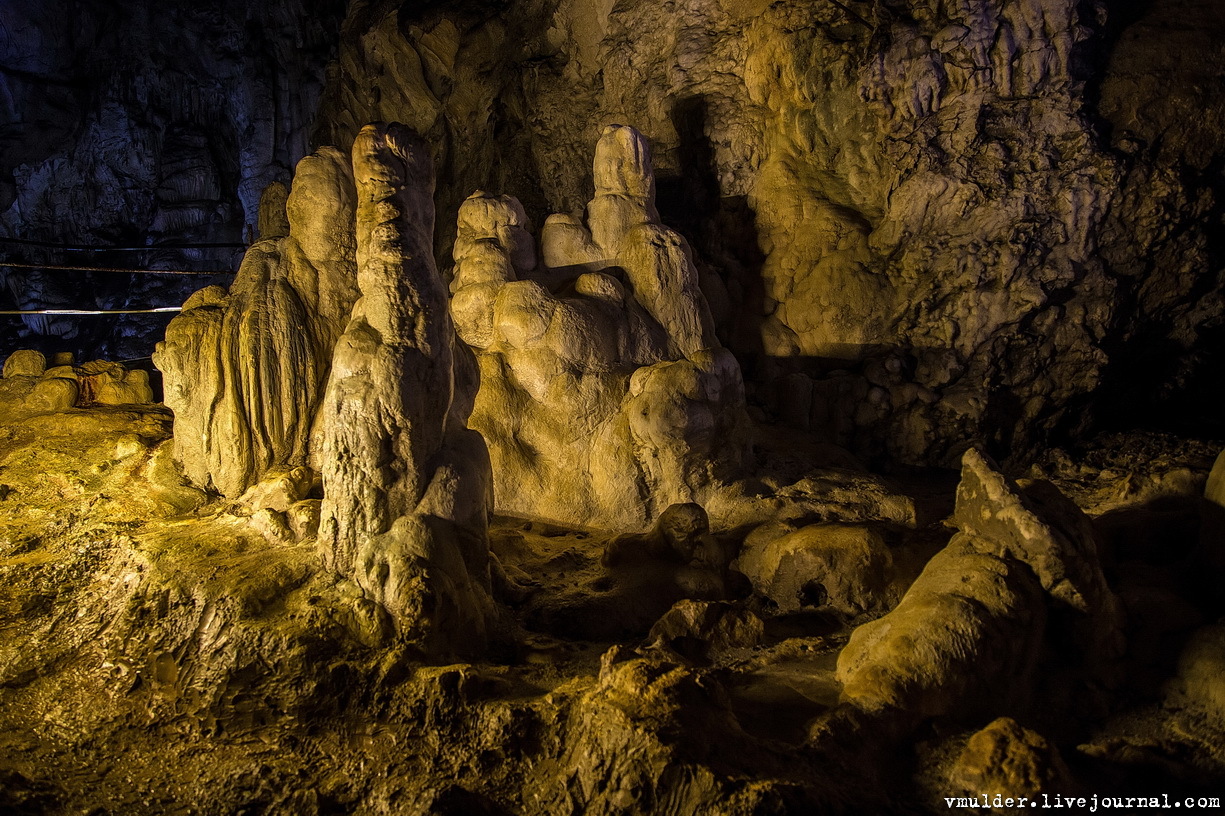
[317, 122, 494, 657]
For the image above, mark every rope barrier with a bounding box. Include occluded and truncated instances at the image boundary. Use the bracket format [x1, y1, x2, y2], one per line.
[0, 237, 246, 251]
[0, 261, 234, 275]
[0, 308, 181, 315]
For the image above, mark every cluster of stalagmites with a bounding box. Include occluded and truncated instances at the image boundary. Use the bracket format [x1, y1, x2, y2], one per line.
[0, 348, 153, 417]
[148, 123, 1225, 790]
[154, 121, 751, 657]
[452, 124, 749, 529]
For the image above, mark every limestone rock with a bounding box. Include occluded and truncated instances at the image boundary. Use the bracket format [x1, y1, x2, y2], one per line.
[0, 356, 163, 419]
[316, 0, 1225, 467]
[835, 448, 1125, 731]
[26, 377, 78, 413]
[77, 361, 154, 405]
[0, 1, 346, 358]
[154, 145, 359, 498]
[946, 718, 1074, 808]
[645, 599, 763, 660]
[239, 466, 315, 514]
[955, 448, 1124, 673]
[835, 536, 1046, 722]
[257, 181, 291, 241]
[317, 122, 495, 658]
[2, 350, 45, 378]
[736, 522, 895, 618]
[450, 126, 750, 529]
[956, 449, 1105, 612]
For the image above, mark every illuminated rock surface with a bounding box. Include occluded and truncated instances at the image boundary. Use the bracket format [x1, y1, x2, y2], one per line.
[320, 0, 1225, 465]
[0, 350, 154, 419]
[1, 0, 1225, 813]
[451, 125, 749, 529]
[153, 146, 358, 498]
[317, 122, 497, 658]
[0, 412, 1221, 812]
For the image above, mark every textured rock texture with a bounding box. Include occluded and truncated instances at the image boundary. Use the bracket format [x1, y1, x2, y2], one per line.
[944, 717, 1075, 808]
[1, 398, 1223, 813]
[317, 123, 496, 657]
[318, 0, 1225, 465]
[4, 1, 1225, 813]
[451, 125, 749, 529]
[736, 522, 897, 618]
[834, 449, 1122, 731]
[153, 147, 358, 498]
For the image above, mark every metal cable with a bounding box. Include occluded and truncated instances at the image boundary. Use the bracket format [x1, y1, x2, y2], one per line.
[0, 261, 234, 275]
[0, 308, 181, 315]
[0, 237, 246, 251]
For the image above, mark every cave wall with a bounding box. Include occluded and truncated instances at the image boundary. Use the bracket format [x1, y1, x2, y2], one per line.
[0, 0, 346, 355]
[2, 0, 1222, 462]
[316, 0, 1225, 465]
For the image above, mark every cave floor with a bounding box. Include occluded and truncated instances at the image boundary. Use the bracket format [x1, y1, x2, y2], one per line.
[0, 405, 1223, 814]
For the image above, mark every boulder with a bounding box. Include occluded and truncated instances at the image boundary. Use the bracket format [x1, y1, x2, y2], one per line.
[736, 522, 895, 617]
[956, 449, 1125, 673]
[25, 377, 78, 413]
[945, 717, 1074, 809]
[2, 350, 46, 378]
[77, 361, 154, 405]
[646, 600, 764, 660]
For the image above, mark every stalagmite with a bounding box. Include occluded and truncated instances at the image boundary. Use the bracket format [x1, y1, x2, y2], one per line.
[450, 125, 750, 529]
[153, 147, 358, 497]
[317, 122, 495, 657]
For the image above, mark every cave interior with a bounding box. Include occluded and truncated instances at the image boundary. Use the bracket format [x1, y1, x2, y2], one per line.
[1, 0, 1225, 813]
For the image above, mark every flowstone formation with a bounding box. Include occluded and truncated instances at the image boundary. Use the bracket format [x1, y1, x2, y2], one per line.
[317, 122, 496, 657]
[451, 124, 750, 529]
[153, 147, 358, 498]
[834, 448, 1124, 735]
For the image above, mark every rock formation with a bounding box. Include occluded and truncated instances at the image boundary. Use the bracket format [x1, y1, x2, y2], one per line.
[317, 122, 495, 657]
[943, 717, 1075, 805]
[835, 448, 1123, 731]
[4, 2, 1225, 813]
[0, 349, 154, 418]
[317, 0, 1225, 466]
[450, 124, 750, 529]
[736, 522, 898, 619]
[153, 147, 358, 497]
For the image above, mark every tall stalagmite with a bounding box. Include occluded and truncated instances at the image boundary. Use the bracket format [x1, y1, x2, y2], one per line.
[317, 122, 495, 658]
